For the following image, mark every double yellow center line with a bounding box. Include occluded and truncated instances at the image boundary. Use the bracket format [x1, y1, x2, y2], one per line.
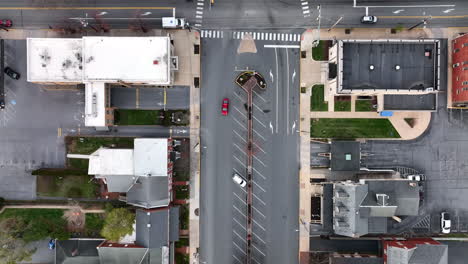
[380, 15, 468, 19]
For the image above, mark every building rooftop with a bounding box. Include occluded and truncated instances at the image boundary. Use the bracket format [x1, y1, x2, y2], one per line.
[84, 82, 107, 127]
[340, 39, 439, 92]
[82, 37, 171, 85]
[55, 239, 104, 264]
[88, 148, 134, 176]
[27, 38, 83, 83]
[135, 207, 179, 248]
[134, 138, 168, 177]
[383, 94, 437, 111]
[331, 141, 361, 171]
[385, 239, 448, 264]
[127, 177, 170, 209]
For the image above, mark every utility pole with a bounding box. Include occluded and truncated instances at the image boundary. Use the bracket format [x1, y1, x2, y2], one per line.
[313, 5, 321, 47]
[408, 16, 432, 31]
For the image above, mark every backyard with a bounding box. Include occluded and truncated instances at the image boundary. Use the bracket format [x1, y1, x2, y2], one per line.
[355, 100, 375, 112]
[310, 118, 400, 139]
[36, 173, 98, 198]
[310, 84, 328, 111]
[114, 109, 189, 126]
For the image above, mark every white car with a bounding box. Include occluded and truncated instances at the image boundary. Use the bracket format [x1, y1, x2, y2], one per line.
[441, 212, 451, 234]
[232, 173, 247, 187]
[361, 15, 378, 24]
[407, 174, 426, 181]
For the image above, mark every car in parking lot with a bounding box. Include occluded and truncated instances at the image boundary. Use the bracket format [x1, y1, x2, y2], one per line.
[441, 212, 451, 234]
[0, 19, 12, 28]
[4, 67, 20, 80]
[361, 15, 378, 24]
[221, 98, 229, 116]
[232, 173, 246, 187]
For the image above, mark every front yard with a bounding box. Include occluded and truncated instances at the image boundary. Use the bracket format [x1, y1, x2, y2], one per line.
[311, 118, 400, 139]
[311, 84, 328, 111]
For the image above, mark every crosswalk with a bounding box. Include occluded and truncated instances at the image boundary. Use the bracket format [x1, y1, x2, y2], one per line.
[200, 30, 301, 42]
[301, 0, 311, 18]
[194, 0, 204, 27]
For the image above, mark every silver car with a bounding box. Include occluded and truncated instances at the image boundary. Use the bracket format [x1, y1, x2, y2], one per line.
[232, 173, 247, 187]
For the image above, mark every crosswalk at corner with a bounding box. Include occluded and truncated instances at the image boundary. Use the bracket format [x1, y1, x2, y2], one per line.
[200, 30, 301, 42]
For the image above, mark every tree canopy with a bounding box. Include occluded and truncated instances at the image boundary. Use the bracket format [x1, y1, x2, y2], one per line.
[101, 208, 135, 242]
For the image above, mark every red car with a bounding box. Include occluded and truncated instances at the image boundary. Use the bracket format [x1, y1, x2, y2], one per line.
[0, 20, 12, 28]
[221, 98, 229, 116]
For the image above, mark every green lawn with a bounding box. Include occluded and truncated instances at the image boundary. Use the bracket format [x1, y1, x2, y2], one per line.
[311, 118, 400, 139]
[175, 253, 190, 264]
[312, 40, 330, 61]
[67, 136, 134, 155]
[355, 100, 375, 112]
[179, 204, 189, 230]
[36, 174, 98, 198]
[175, 237, 189, 248]
[311, 85, 328, 111]
[114, 109, 190, 126]
[334, 101, 351, 112]
[0, 209, 70, 242]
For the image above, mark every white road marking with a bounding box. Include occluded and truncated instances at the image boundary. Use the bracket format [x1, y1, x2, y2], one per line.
[274, 48, 279, 133]
[196, 10, 203, 14]
[197, 2, 204, 5]
[253, 142, 266, 154]
[253, 90, 267, 102]
[253, 115, 267, 128]
[234, 156, 246, 167]
[233, 230, 246, 242]
[233, 205, 247, 218]
[265, 44, 300, 49]
[253, 206, 266, 218]
[286, 48, 290, 135]
[301, 1, 308, 5]
[253, 129, 267, 141]
[302, 6, 309, 10]
[253, 232, 266, 244]
[253, 102, 264, 113]
[253, 218, 266, 231]
[233, 90, 245, 101]
[233, 106, 245, 115]
[252, 257, 261, 264]
[233, 192, 246, 203]
[197, 6, 204, 10]
[253, 155, 267, 167]
[233, 241, 246, 254]
[233, 117, 247, 130]
[252, 167, 266, 180]
[233, 130, 247, 143]
[195, 23, 201, 27]
[196, 15, 203, 19]
[233, 218, 247, 231]
[253, 180, 266, 192]
[253, 192, 266, 206]
[233, 255, 243, 264]
[303, 10, 310, 14]
[252, 244, 266, 257]
[292, 69, 296, 83]
[269, 69, 274, 83]
[233, 142, 246, 154]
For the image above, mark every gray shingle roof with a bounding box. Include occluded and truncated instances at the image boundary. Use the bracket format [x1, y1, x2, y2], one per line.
[105, 175, 135, 192]
[135, 207, 180, 248]
[387, 244, 448, 264]
[330, 141, 361, 171]
[97, 247, 149, 264]
[127, 177, 169, 209]
[333, 182, 369, 237]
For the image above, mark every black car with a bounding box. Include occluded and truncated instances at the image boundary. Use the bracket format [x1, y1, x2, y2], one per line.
[4, 67, 20, 80]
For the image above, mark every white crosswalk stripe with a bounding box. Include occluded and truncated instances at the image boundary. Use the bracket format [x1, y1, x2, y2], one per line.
[201, 30, 301, 42]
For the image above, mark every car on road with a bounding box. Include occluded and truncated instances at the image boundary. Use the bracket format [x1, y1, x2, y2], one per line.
[407, 174, 426, 181]
[361, 15, 378, 24]
[4, 67, 20, 80]
[0, 19, 12, 28]
[221, 98, 229, 116]
[441, 212, 451, 234]
[232, 173, 246, 187]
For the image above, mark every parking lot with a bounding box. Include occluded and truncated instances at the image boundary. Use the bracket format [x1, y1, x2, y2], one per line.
[111, 86, 189, 110]
[0, 40, 84, 200]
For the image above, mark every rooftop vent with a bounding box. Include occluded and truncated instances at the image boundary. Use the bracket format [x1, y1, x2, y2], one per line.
[376, 193, 389, 206]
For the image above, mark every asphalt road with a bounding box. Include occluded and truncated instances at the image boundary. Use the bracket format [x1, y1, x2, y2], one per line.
[200, 33, 299, 264]
[0, 0, 467, 30]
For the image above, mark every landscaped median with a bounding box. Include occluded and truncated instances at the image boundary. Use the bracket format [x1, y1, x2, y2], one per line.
[114, 109, 189, 126]
[310, 118, 400, 139]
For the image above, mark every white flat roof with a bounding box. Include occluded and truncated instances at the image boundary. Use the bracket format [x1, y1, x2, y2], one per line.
[27, 38, 83, 82]
[88, 148, 134, 176]
[82, 37, 171, 84]
[84, 82, 106, 127]
[134, 138, 168, 177]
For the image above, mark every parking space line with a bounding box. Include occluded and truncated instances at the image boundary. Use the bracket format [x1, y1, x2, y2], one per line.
[253, 218, 266, 231]
[253, 180, 266, 192]
[253, 206, 266, 218]
[233, 205, 247, 218]
[233, 255, 243, 264]
[234, 156, 246, 167]
[253, 155, 267, 167]
[253, 232, 266, 244]
[253, 143, 266, 154]
[233, 192, 246, 204]
[233, 117, 247, 130]
[233, 130, 247, 143]
[253, 192, 266, 206]
[252, 258, 260, 264]
[252, 244, 266, 257]
[233, 241, 246, 255]
[253, 103, 264, 113]
[233, 218, 247, 231]
[253, 129, 266, 141]
[252, 167, 266, 180]
[233, 106, 246, 116]
[233, 142, 246, 154]
[233, 230, 246, 242]
[233, 91, 245, 101]
[253, 115, 267, 128]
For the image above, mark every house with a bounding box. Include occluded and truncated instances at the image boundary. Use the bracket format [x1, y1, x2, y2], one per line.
[27, 37, 176, 128]
[332, 179, 420, 237]
[55, 207, 180, 264]
[328, 39, 441, 111]
[68, 138, 175, 209]
[383, 238, 448, 264]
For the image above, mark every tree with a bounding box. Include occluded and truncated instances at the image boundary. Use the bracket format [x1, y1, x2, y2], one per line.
[101, 208, 135, 242]
[0, 218, 36, 264]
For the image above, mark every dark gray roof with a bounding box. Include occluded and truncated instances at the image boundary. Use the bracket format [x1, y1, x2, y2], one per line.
[368, 217, 387, 234]
[387, 244, 448, 264]
[136, 207, 179, 248]
[330, 141, 361, 171]
[55, 239, 104, 264]
[97, 247, 148, 264]
[331, 256, 383, 264]
[409, 244, 448, 264]
[366, 180, 420, 216]
[127, 177, 169, 209]
[341, 41, 438, 92]
[105, 175, 135, 192]
[169, 207, 180, 242]
[333, 182, 368, 237]
[383, 94, 437, 111]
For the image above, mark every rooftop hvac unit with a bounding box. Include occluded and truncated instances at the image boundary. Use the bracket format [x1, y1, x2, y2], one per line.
[376, 193, 389, 206]
[92, 93, 98, 117]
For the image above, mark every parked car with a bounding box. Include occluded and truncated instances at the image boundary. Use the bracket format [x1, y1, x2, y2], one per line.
[441, 212, 451, 234]
[48, 239, 56, 250]
[407, 174, 426, 181]
[0, 19, 12, 28]
[232, 173, 246, 187]
[4, 67, 20, 80]
[0, 99, 4, 109]
[221, 98, 229, 116]
[361, 15, 378, 24]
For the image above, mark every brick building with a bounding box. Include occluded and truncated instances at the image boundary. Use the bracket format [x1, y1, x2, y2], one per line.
[452, 34, 468, 106]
